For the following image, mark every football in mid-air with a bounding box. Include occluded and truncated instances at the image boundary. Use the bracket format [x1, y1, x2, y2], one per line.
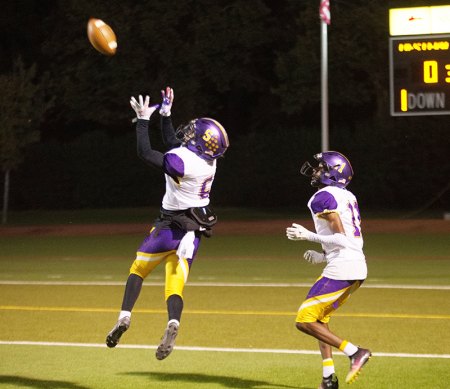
[87, 18, 117, 56]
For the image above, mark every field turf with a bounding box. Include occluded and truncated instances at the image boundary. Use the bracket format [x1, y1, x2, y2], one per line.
[0, 218, 449, 388]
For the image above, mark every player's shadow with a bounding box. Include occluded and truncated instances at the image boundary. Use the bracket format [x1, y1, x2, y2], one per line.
[0, 375, 91, 389]
[124, 371, 304, 388]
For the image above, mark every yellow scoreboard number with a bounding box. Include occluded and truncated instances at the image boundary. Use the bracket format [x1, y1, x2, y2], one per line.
[389, 34, 450, 116]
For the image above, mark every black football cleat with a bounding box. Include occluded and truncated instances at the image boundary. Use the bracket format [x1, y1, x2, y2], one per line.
[318, 373, 339, 389]
[106, 316, 130, 348]
[155, 322, 179, 360]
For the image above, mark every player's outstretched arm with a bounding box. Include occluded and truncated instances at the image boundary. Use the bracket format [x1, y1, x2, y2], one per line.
[286, 223, 349, 247]
[159, 87, 181, 149]
[130, 95, 164, 169]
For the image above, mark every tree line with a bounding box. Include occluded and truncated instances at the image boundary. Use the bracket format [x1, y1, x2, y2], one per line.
[1, 0, 449, 219]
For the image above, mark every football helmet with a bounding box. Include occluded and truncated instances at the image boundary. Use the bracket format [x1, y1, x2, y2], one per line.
[176, 118, 229, 161]
[300, 151, 353, 188]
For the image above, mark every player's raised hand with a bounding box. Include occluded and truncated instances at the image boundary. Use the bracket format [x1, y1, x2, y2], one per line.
[286, 223, 312, 241]
[130, 95, 159, 120]
[159, 87, 174, 117]
[303, 250, 326, 264]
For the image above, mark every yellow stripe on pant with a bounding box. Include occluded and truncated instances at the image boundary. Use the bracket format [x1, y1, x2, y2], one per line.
[165, 254, 189, 300]
[129, 250, 190, 300]
[296, 280, 361, 324]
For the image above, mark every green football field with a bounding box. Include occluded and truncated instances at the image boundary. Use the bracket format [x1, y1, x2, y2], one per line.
[0, 223, 449, 388]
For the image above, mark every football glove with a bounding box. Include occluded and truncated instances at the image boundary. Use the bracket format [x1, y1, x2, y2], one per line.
[130, 95, 159, 120]
[303, 250, 326, 264]
[286, 223, 313, 241]
[159, 87, 174, 117]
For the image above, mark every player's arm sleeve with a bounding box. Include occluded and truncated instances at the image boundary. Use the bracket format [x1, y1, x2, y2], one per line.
[304, 231, 349, 247]
[161, 116, 182, 149]
[136, 119, 164, 169]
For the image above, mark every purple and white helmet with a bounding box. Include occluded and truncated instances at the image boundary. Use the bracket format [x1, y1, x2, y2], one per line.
[176, 118, 229, 161]
[300, 151, 354, 188]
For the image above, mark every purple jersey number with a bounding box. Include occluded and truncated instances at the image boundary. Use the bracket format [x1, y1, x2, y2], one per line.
[199, 176, 214, 199]
[348, 201, 362, 237]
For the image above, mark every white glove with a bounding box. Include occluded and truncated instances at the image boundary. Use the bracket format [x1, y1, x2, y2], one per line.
[130, 95, 159, 120]
[286, 223, 313, 241]
[159, 87, 174, 117]
[303, 250, 326, 264]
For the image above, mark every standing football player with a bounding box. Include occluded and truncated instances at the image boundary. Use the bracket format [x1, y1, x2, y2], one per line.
[106, 87, 229, 360]
[286, 151, 371, 388]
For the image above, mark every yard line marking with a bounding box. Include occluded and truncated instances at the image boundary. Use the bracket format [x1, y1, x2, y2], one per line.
[1, 305, 449, 320]
[1, 340, 449, 359]
[1, 280, 450, 290]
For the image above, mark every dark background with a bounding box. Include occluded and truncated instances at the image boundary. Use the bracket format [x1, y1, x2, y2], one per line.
[1, 0, 449, 215]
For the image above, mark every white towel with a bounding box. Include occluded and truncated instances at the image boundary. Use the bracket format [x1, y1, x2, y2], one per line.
[176, 231, 196, 260]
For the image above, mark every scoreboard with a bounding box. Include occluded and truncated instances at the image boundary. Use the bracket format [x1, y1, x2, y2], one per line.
[389, 34, 450, 116]
[389, 6, 450, 116]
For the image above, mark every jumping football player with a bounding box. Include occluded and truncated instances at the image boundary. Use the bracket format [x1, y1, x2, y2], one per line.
[106, 87, 229, 360]
[286, 151, 371, 389]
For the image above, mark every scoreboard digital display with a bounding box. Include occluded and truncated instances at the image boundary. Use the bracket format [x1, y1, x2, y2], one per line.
[389, 34, 450, 116]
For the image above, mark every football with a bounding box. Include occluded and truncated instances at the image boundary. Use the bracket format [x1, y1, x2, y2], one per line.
[87, 18, 117, 56]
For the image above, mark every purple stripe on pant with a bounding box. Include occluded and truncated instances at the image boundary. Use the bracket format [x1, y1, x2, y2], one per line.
[137, 227, 201, 267]
[306, 277, 359, 308]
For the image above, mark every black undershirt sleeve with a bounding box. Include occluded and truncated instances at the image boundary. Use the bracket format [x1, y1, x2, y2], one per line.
[136, 119, 164, 169]
[161, 116, 182, 149]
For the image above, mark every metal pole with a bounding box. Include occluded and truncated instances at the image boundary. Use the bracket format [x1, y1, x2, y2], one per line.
[2, 169, 9, 224]
[321, 20, 329, 151]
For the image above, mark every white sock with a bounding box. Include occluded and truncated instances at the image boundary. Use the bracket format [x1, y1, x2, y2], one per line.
[119, 310, 131, 320]
[322, 358, 335, 377]
[339, 340, 358, 356]
[168, 319, 180, 326]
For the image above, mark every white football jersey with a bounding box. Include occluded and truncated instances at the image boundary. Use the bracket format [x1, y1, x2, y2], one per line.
[307, 186, 367, 280]
[162, 146, 216, 210]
